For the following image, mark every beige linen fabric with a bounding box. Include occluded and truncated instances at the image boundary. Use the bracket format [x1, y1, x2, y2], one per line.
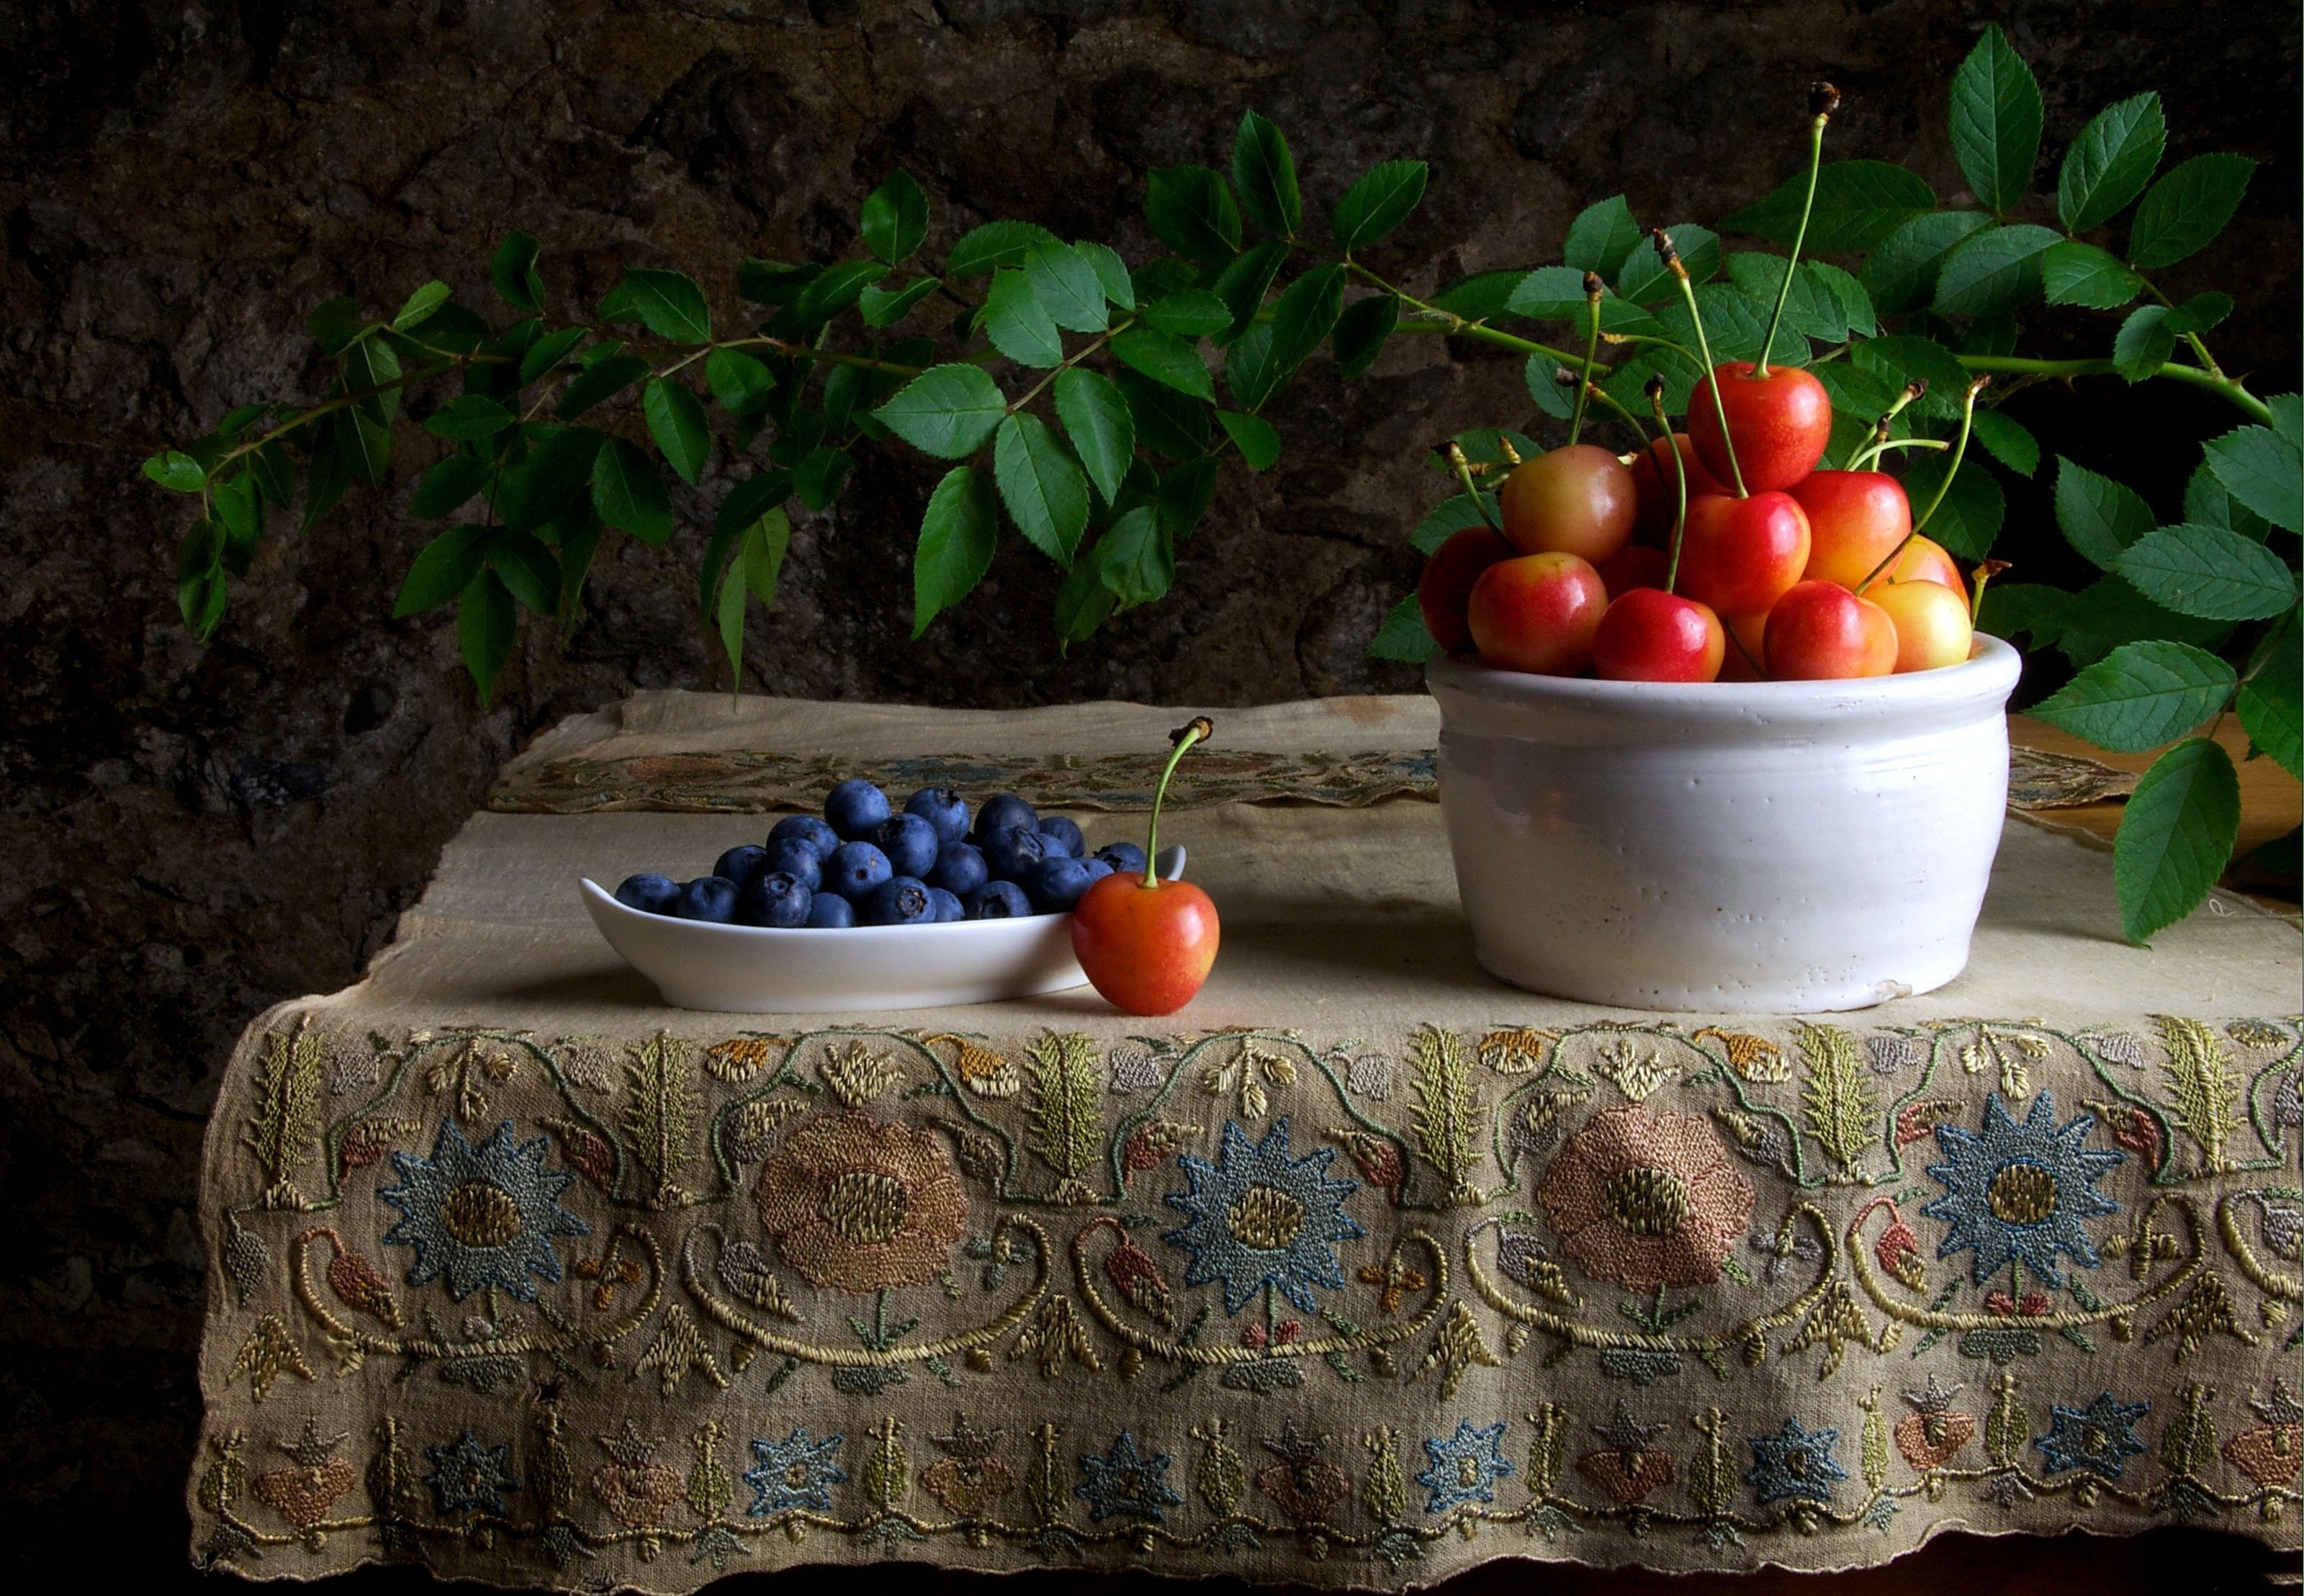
[192, 695, 2303, 1590]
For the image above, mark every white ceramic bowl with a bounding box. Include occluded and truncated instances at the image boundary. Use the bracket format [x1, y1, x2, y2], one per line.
[580, 847, 1184, 1013]
[1426, 636, 2022, 1014]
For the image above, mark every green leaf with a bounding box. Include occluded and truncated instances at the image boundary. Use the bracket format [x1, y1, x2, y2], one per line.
[1209, 410, 1277, 471]
[1223, 322, 1279, 412]
[1812, 359, 1902, 454]
[713, 508, 792, 682]
[1931, 222, 2060, 317]
[858, 276, 940, 328]
[518, 326, 589, 386]
[861, 168, 929, 264]
[2162, 292, 2233, 336]
[1138, 291, 1232, 338]
[424, 394, 514, 442]
[1110, 325, 1214, 402]
[1232, 110, 1302, 236]
[1948, 24, 2043, 212]
[2031, 639, 2237, 752]
[411, 453, 490, 519]
[2271, 394, 2303, 452]
[783, 259, 888, 333]
[1332, 291, 1399, 378]
[872, 363, 1009, 459]
[1969, 410, 2040, 477]
[1848, 334, 1971, 419]
[598, 268, 711, 343]
[2040, 240, 2143, 310]
[1722, 161, 1935, 253]
[2128, 153, 2256, 270]
[176, 519, 226, 636]
[1411, 491, 1502, 554]
[1112, 369, 1209, 460]
[143, 450, 207, 492]
[1903, 454, 2004, 559]
[2053, 454, 2156, 568]
[591, 438, 673, 544]
[488, 531, 561, 614]
[306, 297, 365, 356]
[1025, 242, 1108, 334]
[1268, 263, 1346, 381]
[457, 568, 516, 704]
[2046, 575, 2233, 669]
[912, 465, 998, 636]
[1212, 240, 1288, 341]
[1367, 592, 1439, 662]
[1094, 504, 1172, 606]
[793, 446, 850, 511]
[703, 471, 793, 614]
[2115, 737, 2240, 942]
[945, 220, 1059, 279]
[704, 348, 777, 415]
[1723, 253, 1846, 341]
[1505, 265, 1650, 328]
[2237, 616, 2302, 778]
[1431, 271, 1525, 320]
[1615, 224, 1719, 306]
[1562, 195, 1642, 279]
[993, 413, 1089, 565]
[341, 333, 402, 422]
[2203, 425, 2303, 533]
[395, 523, 490, 616]
[500, 425, 603, 531]
[1158, 456, 1220, 538]
[2058, 91, 2166, 233]
[555, 353, 650, 421]
[1804, 262, 1877, 338]
[982, 267, 1064, 367]
[2115, 523, 2299, 621]
[1331, 160, 1427, 253]
[1053, 367, 1134, 505]
[212, 474, 261, 564]
[1657, 283, 1808, 369]
[2186, 456, 2274, 541]
[1859, 209, 1992, 315]
[736, 259, 822, 306]
[246, 439, 294, 506]
[1072, 240, 1135, 310]
[391, 279, 452, 332]
[1146, 166, 1241, 262]
[491, 233, 545, 312]
[337, 405, 392, 488]
[302, 433, 349, 533]
[2112, 305, 2175, 382]
[639, 379, 710, 484]
[1526, 353, 1578, 420]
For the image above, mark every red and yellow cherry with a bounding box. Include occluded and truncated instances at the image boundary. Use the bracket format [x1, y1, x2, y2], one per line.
[1498, 444, 1638, 564]
[1688, 362, 1833, 494]
[1792, 470, 1912, 590]
[1871, 578, 1974, 672]
[1073, 718, 1220, 1016]
[1718, 610, 1768, 682]
[1592, 589, 1726, 682]
[1872, 533, 1963, 595]
[1595, 541, 1669, 598]
[1467, 551, 1608, 675]
[1764, 580, 1897, 680]
[1673, 491, 1812, 621]
[1416, 526, 1512, 655]
[1628, 433, 1724, 545]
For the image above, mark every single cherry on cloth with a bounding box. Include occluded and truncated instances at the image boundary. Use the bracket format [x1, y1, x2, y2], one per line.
[1794, 470, 1912, 589]
[1416, 526, 1512, 654]
[1871, 578, 1974, 672]
[1689, 362, 1833, 494]
[1673, 490, 1812, 620]
[1628, 433, 1724, 545]
[1467, 551, 1609, 675]
[1072, 718, 1220, 1016]
[1871, 533, 1963, 595]
[1498, 443, 1638, 564]
[1765, 580, 1897, 680]
[1593, 589, 1725, 682]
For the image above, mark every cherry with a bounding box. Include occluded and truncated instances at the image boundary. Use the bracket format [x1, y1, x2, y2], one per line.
[1071, 718, 1220, 1016]
[1593, 589, 1725, 682]
[1416, 526, 1512, 655]
[1764, 580, 1896, 680]
[1719, 610, 1769, 682]
[1467, 551, 1608, 675]
[1498, 444, 1638, 564]
[1688, 362, 1833, 494]
[1792, 470, 1912, 590]
[1629, 433, 1723, 545]
[1871, 579, 1974, 672]
[1673, 491, 1812, 621]
[1595, 541, 1669, 598]
[1871, 533, 1963, 595]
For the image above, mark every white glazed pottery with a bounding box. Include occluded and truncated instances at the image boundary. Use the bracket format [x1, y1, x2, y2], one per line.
[1425, 636, 2022, 1014]
[580, 847, 1184, 1013]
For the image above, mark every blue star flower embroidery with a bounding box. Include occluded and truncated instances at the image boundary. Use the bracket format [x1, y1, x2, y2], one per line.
[378, 1118, 590, 1303]
[1075, 1431, 1184, 1523]
[745, 1427, 847, 1515]
[1162, 1117, 1365, 1315]
[1920, 1090, 2123, 1289]
[1745, 1418, 1847, 1505]
[1416, 1420, 1515, 1514]
[2033, 1390, 2150, 1480]
[423, 1430, 519, 1517]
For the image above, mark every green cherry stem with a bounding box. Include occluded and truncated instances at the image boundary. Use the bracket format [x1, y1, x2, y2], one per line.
[1441, 442, 1508, 533]
[1855, 375, 1989, 595]
[1839, 379, 1928, 469]
[1648, 378, 1690, 596]
[1967, 559, 2011, 626]
[1567, 271, 1604, 446]
[1656, 229, 1748, 498]
[1140, 716, 1213, 888]
[1755, 83, 1839, 380]
[1845, 436, 1949, 471]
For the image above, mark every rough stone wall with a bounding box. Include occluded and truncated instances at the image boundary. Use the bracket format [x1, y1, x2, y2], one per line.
[0, 0, 2295, 1579]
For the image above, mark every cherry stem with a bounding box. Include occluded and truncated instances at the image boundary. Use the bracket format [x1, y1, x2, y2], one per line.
[1838, 380, 1927, 469]
[1141, 718, 1212, 888]
[1649, 383, 1689, 595]
[1441, 443, 1506, 533]
[1567, 273, 1603, 446]
[1845, 436, 1950, 471]
[1657, 231, 1748, 497]
[1968, 559, 2011, 626]
[1755, 89, 1835, 380]
[1855, 376, 1989, 595]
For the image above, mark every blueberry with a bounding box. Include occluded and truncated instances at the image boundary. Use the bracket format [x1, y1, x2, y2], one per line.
[964, 880, 1033, 919]
[1037, 816, 1085, 858]
[613, 873, 680, 915]
[714, 844, 770, 892]
[979, 824, 1046, 883]
[876, 813, 941, 878]
[926, 886, 965, 923]
[763, 837, 824, 893]
[825, 778, 893, 841]
[1026, 855, 1112, 913]
[972, 793, 1038, 842]
[860, 875, 934, 926]
[903, 787, 971, 844]
[927, 841, 989, 898]
[737, 870, 812, 927]
[804, 892, 856, 928]
[768, 815, 841, 861]
[1094, 841, 1148, 876]
[825, 842, 893, 898]
[674, 876, 741, 923]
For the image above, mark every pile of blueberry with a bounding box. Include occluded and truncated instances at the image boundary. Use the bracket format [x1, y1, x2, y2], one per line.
[611, 779, 1148, 928]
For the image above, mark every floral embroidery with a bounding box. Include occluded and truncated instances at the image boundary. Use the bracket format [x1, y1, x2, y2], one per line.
[378, 1119, 589, 1303]
[1163, 1118, 1364, 1315]
[1534, 1102, 1754, 1291]
[752, 1112, 968, 1293]
[1254, 1424, 1350, 1523]
[1744, 1419, 1846, 1506]
[1416, 1420, 1514, 1513]
[745, 1428, 847, 1515]
[589, 1423, 683, 1528]
[919, 1412, 1017, 1517]
[423, 1430, 519, 1517]
[1075, 1432, 1184, 1523]
[250, 1420, 356, 1528]
[1921, 1091, 2123, 1288]
[2033, 1391, 2149, 1480]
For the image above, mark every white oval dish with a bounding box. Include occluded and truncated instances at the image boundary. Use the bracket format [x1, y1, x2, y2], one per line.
[580, 847, 1185, 1013]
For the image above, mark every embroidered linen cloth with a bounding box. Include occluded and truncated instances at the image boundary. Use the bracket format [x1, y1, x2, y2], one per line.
[192, 694, 2303, 1588]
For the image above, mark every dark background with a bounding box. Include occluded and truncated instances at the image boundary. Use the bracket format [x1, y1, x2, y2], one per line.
[0, 0, 2295, 1585]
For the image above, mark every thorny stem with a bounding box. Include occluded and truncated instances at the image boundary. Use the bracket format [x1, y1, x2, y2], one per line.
[1141, 717, 1213, 888]
[1649, 382, 1690, 595]
[1657, 230, 1747, 497]
[1568, 272, 1604, 446]
[1755, 84, 1838, 379]
[1857, 376, 1989, 595]
[1956, 353, 2268, 425]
